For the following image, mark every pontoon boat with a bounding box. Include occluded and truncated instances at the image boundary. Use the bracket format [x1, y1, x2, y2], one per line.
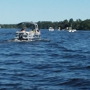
[14, 22, 41, 41]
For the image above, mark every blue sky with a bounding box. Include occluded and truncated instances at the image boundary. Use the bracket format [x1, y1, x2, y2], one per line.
[0, 0, 90, 24]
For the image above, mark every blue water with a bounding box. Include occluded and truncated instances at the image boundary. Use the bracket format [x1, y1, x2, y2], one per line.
[0, 29, 90, 90]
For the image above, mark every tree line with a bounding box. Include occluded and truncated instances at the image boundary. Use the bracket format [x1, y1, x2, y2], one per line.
[0, 18, 90, 30]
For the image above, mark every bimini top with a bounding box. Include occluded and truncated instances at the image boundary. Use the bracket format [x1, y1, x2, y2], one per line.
[17, 22, 38, 31]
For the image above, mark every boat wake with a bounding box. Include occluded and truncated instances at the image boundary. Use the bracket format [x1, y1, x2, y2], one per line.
[7, 38, 50, 42]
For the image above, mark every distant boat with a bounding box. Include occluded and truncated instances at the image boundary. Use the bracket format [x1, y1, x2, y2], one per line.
[68, 24, 76, 32]
[49, 27, 54, 31]
[68, 29, 76, 32]
[68, 26, 76, 32]
[58, 27, 60, 31]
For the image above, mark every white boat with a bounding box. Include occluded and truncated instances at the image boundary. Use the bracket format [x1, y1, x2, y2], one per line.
[58, 27, 60, 31]
[68, 25, 76, 32]
[68, 29, 76, 32]
[49, 27, 54, 31]
[14, 22, 41, 41]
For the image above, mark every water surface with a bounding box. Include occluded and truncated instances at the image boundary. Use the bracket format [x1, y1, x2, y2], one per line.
[0, 29, 90, 90]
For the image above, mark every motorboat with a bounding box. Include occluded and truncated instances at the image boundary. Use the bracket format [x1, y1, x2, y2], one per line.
[7, 22, 50, 42]
[49, 27, 54, 31]
[68, 29, 76, 32]
[68, 24, 76, 32]
[14, 22, 41, 41]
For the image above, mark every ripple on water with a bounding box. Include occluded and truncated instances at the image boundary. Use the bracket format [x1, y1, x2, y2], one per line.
[0, 29, 90, 90]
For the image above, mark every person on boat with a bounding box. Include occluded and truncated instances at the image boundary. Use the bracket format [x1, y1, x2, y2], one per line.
[18, 28, 26, 40]
[32, 29, 36, 33]
[36, 29, 40, 36]
[29, 29, 35, 36]
[21, 28, 26, 33]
